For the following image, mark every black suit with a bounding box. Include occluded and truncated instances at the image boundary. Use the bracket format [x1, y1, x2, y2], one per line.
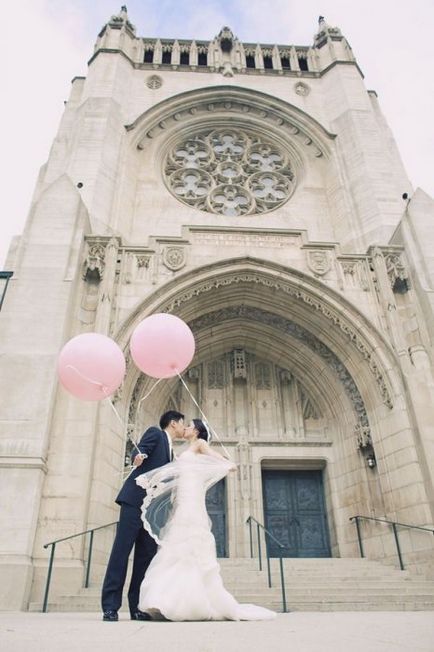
[101, 426, 171, 614]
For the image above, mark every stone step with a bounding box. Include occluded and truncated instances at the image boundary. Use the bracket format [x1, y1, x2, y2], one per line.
[32, 557, 434, 613]
[89, 568, 411, 582]
[30, 597, 434, 613]
[81, 580, 434, 595]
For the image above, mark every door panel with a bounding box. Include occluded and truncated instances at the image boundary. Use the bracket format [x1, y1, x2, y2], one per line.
[262, 470, 331, 558]
[206, 479, 227, 558]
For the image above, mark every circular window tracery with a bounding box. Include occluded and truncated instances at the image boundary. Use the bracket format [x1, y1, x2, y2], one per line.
[164, 128, 295, 216]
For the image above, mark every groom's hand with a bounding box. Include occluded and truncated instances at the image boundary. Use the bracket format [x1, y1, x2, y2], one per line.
[133, 453, 147, 467]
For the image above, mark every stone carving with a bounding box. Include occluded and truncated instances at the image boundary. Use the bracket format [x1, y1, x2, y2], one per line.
[146, 74, 163, 89]
[136, 255, 151, 269]
[295, 82, 310, 96]
[208, 359, 225, 389]
[190, 305, 372, 434]
[355, 421, 373, 450]
[162, 272, 393, 409]
[134, 97, 328, 159]
[231, 349, 247, 379]
[255, 362, 271, 389]
[300, 386, 319, 420]
[279, 369, 293, 384]
[216, 26, 236, 77]
[307, 250, 331, 276]
[341, 260, 357, 278]
[164, 127, 294, 215]
[187, 366, 200, 381]
[385, 253, 409, 293]
[162, 246, 186, 271]
[82, 242, 106, 282]
[340, 260, 369, 291]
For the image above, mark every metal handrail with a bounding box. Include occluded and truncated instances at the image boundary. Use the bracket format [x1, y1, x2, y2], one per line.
[349, 515, 434, 571]
[246, 516, 288, 612]
[42, 521, 118, 612]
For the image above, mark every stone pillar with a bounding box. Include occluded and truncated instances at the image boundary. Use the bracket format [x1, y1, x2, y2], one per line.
[0, 177, 89, 609]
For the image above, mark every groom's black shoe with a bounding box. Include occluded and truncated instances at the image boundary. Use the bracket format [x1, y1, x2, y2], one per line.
[102, 610, 118, 622]
[131, 609, 152, 621]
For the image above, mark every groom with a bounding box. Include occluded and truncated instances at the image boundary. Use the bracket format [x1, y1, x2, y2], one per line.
[101, 410, 185, 621]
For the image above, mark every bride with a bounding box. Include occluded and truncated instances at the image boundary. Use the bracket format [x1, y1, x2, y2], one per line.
[135, 418, 276, 621]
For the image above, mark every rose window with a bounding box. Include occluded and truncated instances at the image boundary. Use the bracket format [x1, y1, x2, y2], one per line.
[164, 129, 294, 215]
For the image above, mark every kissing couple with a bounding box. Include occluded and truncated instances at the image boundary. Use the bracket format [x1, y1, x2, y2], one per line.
[101, 410, 276, 621]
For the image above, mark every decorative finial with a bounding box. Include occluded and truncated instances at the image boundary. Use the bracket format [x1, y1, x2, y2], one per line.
[217, 26, 235, 53]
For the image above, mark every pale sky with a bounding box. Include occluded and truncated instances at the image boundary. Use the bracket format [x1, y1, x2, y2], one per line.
[2, 0, 433, 268]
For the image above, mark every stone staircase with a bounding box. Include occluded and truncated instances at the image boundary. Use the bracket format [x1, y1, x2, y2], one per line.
[30, 558, 434, 612]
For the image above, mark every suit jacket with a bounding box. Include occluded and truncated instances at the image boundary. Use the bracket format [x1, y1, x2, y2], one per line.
[116, 426, 171, 507]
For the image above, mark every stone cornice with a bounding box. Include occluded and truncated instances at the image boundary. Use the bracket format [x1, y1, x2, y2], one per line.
[88, 46, 361, 79]
[0, 456, 48, 473]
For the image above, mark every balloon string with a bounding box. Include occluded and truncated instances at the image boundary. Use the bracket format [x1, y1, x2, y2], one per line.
[104, 396, 142, 456]
[176, 370, 232, 460]
[65, 364, 108, 392]
[138, 378, 163, 408]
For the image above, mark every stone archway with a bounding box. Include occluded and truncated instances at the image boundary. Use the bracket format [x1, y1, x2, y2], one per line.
[90, 256, 428, 559]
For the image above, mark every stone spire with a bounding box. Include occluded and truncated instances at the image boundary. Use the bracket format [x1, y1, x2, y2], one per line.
[107, 5, 136, 34]
[313, 15, 343, 48]
[94, 5, 136, 56]
[312, 15, 355, 65]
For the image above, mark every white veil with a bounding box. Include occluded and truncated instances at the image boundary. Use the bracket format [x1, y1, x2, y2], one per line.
[136, 453, 234, 545]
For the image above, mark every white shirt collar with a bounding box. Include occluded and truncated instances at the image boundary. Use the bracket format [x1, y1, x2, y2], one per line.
[164, 430, 173, 457]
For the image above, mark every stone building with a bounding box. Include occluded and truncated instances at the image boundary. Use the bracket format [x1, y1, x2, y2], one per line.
[1, 8, 434, 611]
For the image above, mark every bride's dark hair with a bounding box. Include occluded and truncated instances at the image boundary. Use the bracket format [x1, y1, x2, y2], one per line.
[193, 418, 210, 442]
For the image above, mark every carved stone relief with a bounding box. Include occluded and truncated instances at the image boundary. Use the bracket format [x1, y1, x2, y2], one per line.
[255, 362, 272, 389]
[190, 305, 372, 436]
[82, 242, 106, 282]
[231, 349, 247, 378]
[340, 259, 370, 291]
[146, 74, 163, 89]
[306, 250, 331, 276]
[134, 94, 329, 160]
[300, 386, 319, 420]
[162, 273, 393, 408]
[385, 253, 409, 293]
[208, 359, 225, 388]
[294, 81, 310, 96]
[162, 246, 186, 271]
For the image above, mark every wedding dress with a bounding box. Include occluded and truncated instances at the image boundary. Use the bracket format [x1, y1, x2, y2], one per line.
[136, 450, 276, 621]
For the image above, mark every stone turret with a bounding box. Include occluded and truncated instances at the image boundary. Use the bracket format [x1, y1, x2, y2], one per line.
[313, 15, 356, 67]
[94, 5, 137, 58]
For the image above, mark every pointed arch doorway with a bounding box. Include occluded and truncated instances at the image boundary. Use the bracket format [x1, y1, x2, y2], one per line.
[116, 257, 397, 560]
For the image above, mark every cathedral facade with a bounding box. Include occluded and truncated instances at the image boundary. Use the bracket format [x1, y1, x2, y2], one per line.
[1, 8, 434, 610]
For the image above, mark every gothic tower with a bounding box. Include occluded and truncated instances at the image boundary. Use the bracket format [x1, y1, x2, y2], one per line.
[1, 8, 434, 610]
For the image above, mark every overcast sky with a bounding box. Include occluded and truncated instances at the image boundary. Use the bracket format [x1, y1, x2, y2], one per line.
[2, 0, 433, 267]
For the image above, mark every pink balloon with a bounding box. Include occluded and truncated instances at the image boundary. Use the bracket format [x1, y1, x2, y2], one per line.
[57, 333, 126, 401]
[130, 313, 195, 378]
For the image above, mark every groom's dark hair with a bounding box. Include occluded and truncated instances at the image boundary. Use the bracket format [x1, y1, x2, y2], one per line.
[160, 410, 184, 430]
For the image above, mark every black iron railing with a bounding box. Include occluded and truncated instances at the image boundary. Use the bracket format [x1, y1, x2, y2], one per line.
[349, 515, 434, 571]
[42, 521, 118, 612]
[246, 515, 288, 612]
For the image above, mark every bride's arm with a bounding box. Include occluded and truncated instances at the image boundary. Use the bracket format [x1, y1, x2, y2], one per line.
[196, 439, 236, 468]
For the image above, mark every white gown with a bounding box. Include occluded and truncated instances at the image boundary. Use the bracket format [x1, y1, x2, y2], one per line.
[136, 450, 276, 621]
